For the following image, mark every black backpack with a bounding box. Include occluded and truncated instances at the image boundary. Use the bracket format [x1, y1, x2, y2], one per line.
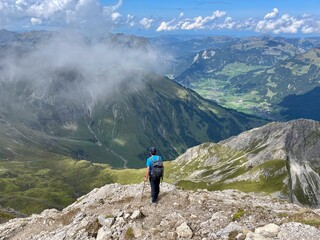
[150, 156, 163, 178]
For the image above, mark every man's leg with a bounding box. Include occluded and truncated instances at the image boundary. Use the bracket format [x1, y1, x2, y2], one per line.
[149, 177, 157, 203]
[154, 177, 161, 201]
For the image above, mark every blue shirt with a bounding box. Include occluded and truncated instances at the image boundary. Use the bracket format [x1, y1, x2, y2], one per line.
[146, 155, 162, 172]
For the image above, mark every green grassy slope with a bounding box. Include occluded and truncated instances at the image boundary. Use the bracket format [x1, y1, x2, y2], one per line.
[164, 143, 289, 195]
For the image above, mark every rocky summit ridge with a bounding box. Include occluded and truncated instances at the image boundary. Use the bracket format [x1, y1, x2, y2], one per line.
[1, 183, 320, 240]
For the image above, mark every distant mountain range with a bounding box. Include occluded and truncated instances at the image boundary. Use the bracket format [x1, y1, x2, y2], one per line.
[159, 35, 320, 120]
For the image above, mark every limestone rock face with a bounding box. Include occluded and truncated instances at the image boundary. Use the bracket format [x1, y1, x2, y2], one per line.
[1, 183, 320, 240]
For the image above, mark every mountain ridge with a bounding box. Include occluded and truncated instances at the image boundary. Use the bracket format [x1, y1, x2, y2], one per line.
[1, 183, 320, 239]
[168, 119, 320, 207]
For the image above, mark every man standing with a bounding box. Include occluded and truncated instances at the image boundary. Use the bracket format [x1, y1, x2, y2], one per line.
[144, 147, 163, 204]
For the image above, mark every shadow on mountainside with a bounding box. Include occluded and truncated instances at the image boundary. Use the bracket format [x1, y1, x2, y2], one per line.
[279, 86, 320, 121]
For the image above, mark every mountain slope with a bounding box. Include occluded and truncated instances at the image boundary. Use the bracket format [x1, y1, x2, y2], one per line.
[0, 73, 267, 168]
[279, 86, 320, 120]
[167, 119, 320, 207]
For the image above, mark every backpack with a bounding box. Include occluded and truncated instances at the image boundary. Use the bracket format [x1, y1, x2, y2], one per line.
[150, 156, 163, 178]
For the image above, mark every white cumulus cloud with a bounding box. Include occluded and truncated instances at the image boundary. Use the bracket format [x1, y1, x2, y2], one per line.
[256, 12, 315, 34]
[181, 11, 227, 30]
[264, 8, 279, 19]
[31, 17, 42, 25]
[139, 18, 154, 29]
[157, 10, 226, 32]
[154, 7, 320, 35]
[111, 12, 121, 21]
[157, 21, 179, 32]
[0, 0, 124, 33]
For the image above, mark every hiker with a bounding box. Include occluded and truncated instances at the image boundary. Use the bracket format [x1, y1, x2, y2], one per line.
[144, 147, 164, 204]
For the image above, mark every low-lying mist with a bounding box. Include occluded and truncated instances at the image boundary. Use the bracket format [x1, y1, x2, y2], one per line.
[0, 30, 168, 108]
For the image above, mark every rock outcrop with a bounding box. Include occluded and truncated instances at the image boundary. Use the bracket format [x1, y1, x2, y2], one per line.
[1, 182, 320, 239]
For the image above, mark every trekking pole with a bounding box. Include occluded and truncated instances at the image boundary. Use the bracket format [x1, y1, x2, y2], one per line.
[140, 180, 146, 202]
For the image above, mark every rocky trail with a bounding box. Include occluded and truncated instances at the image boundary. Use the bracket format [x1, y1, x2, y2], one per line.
[1, 183, 320, 239]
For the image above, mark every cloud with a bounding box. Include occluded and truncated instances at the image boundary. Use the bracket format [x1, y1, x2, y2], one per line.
[156, 8, 320, 35]
[103, 0, 123, 13]
[31, 17, 42, 25]
[156, 14, 183, 32]
[126, 14, 135, 27]
[157, 21, 179, 32]
[264, 8, 279, 19]
[0, 31, 166, 110]
[153, 7, 320, 35]
[111, 12, 122, 22]
[139, 18, 154, 29]
[157, 10, 226, 32]
[0, 0, 124, 32]
[218, 17, 236, 29]
[181, 11, 227, 30]
[255, 12, 319, 34]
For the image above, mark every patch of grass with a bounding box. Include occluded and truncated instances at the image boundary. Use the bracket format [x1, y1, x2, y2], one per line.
[217, 172, 288, 194]
[300, 220, 320, 227]
[106, 168, 146, 184]
[85, 219, 101, 238]
[232, 208, 245, 221]
[0, 157, 116, 214]
[252, 159, 287, 172]
[0, 210, 16, 223]
[125, 227, 134, 239]
[229, 230, 240, 239]
[280, 210, 320, 228]
[220, 63, 265, 78]
[200, 168, 216, 178]
[61, 208, 81, 225]
[224, 166, 247, 180]
[176, 180, 208, 190]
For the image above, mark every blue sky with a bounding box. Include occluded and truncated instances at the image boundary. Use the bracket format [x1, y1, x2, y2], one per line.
[1, 0, 320, 36]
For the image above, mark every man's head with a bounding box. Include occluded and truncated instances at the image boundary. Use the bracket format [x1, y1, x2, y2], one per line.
[149, 147, 156, 155]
